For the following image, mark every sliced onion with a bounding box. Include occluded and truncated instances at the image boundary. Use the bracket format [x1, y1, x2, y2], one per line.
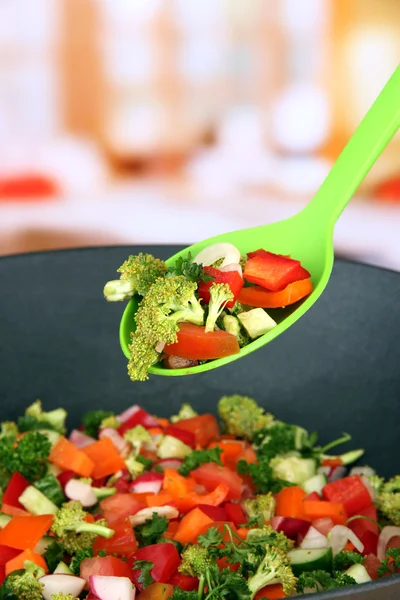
[219, 263, 243, 277]
[312, 518, 335, 536]
[193, 243, 241, 268]
[69, 429, 95, 449]
[350, 466, 376, 478]
[65, 479, 97, 508]
[99, 428, 130, 457]
[328, 466, 347, 482]
[360, 474, 377, 502]
[377, 526, 400, 560]
[40, 574, 86, 600]
[300, 525, 328, 549]
[89, 575, 135, 600]
[317, 466, 331, 477]
[129, 505, 179, 526]
[129, 472, 164, 495]
[118, 404, 140, 424]
[154, 458, 183, 471]
[329, 525, 364, 555]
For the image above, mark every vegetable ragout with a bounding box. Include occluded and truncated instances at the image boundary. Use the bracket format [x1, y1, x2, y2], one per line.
[104, 244, 313, 381]
[0, 395, 399, 599]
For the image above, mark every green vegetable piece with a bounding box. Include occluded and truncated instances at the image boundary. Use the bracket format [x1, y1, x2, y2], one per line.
[0, 562, 45, 600]
[297, 569, 357, 593]
[218, 394, 274, 442]
[81, 410, 114, 439]
[205, 283, 234, 333]
[18, 486, 58, 516]
[168, 252, 214, 284]
[104, 253, 168, 301]
[247, 544, 297, 598]
[0, 431, 51, 483]
[238, 308, 276, 339]
[179, 447, 222, 477]
[243, 494, 276, 527]
[170, 403, 198, 423]
[34, 475, 65, 507]
[134, 513, 169, 548]
[377, 475, 400, 526]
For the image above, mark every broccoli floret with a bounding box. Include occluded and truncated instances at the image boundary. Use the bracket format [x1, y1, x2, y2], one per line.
[253, 422, 312, 460]
[246, 526, 294, 553]
[0, 421, 19, 438]
[51, 595, 79, 600]
[222, 314, 251, 348]
[377, 476, 400, 526]
[179, 545, 214, 578]
[247, 544, 297, 598]
[366, 474, 384, 496]
[124, 425, 152, 447]
[19, 400, 67, 435]
[81, 410, 114, 438]
[205, 283, 234, 333]
[2, 562, 45, 600]
[0, 431, 51, 483]
[125, 454, 146, 478]
[243, 494, 276, 526]
[218, 395, 274, 441]
[171, 403, 198, 423]
[51, 501, 114, 553]
[100, 415, 119, 430]
[104, 253, 168, 301]
[128, 275, 204, 381]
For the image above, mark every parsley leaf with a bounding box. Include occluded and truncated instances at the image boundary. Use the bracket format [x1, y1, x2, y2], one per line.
[81, 410, 114, 438]
[43, 540, 64, 573]
[333, 550, 364, 571]
[198, 527, 224, 549]
[70, 547, 93, 575]
[297, 570, 357, 593]
[170, 590, 198, 600]
[135, 455, 154, 470]
[378, 548, 400, 577]
[134, 560, 154, 589]
[168, 252, 214, 284]
[179, 447, 222, 477]
[237, 456, 294, 494]
[134, 513, 169, 547]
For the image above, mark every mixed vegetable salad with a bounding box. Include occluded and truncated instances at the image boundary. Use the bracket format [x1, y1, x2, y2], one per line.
[0, 395, 399, 600]
[103, 244, 313, 381]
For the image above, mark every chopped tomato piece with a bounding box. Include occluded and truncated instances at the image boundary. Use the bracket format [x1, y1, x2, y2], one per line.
[322, 475, 372, 517]
[80, 556, 133, 582]
[244, 250, 310, 291]
[238, 278, 312, 308]
[198, 267, 244, 308]
[100, 493, 145, 523]
[172, 414, 220, 447]
[363, 554, 381, 580]
[117, 408, 159, 435]
[348, 504, 379, 538]
[164, 324, 240, 361]
[131, 543, 180, 589]
[92, 518, 137, 556]
[168, 573, 199, 591]
[191, 463, 243, 501]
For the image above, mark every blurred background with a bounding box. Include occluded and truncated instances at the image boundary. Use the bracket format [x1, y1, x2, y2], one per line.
[0, 0, 399, 269]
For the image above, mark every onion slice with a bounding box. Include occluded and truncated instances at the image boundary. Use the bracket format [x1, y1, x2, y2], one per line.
[377, 526, 400, 560]
[89, 575, 135, 600]
[118, 405, 140, 424]
[300, 526, 328, 549]
[219, 263, 243, 276]
[329, 525, 364, 555]
[360, 474, 377, 502]
[129, 505, 179, 526]
[193, 243, 241, 268]
[350, 466, 376, 478]
[69, 429, 95, 448]
[40, 574, 86, 600]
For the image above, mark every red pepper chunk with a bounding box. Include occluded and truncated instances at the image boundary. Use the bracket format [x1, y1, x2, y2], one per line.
[2, 473, 30, 510]
[322, 475, 372, 517]
[197, 267, 244, 308]
[244, 250, 310, 292]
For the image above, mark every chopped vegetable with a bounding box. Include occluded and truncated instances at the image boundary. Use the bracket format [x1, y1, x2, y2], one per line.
[164, 323, 240, 361]
[244, 250, 310, 292]
[104, 252, 167, 301]
[238, 279, 313, 308]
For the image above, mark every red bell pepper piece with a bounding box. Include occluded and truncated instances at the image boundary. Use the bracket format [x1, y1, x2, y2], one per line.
[197, 267, 243, 308]
[0, 565, 5, 586]
[0, 546, 21, 566]
[322, 475, 372, 517]
[2, 473, 30, 510]
[244, 250, 310, 292]
[117, 408, 159, 435]
[196, 504, 228, 521]
[131, 543, 181, 590]
[348, 503, 379, 538]
[164, 426, 196, 449]
[224, 502, 247, 527]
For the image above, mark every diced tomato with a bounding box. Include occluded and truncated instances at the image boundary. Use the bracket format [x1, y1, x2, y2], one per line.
[348, 504, 379, 539]
[117, 408, 159, 435]
[136, 583, 174, 599]
[164, 324, 240, 361]
[191, 463, 243, 500]
[363, 554, 381, 580]
[387, 535, 400, 550]
[80, 556, 133, 582]
[244, 250, 310, 292]
[224, 502, 247, 527]
[197, 267, 244, 308]
[100, 493, 144, 523]
[168, 572, 199, 591]
[131, 543, 180, 590]
[0, 546, 21, 566]
[172, 414, 220, 448]
[254, 584, 286, 599]
[196, 504, 228, 521]
[2, 473, 30, 510]
[164, 426, 196, 449]
[322, 475, 372, 517]
[93, 518, 137, 556]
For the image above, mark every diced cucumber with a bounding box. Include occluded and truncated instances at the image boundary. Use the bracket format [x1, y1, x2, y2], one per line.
[271, 455, 317, 485]
[54, 561, 73, 575]
[157, 435, 192, 459]
[34, 535, 54, 555]
[288, 547, 333, 576]
[38, 429, 61, 447]
[238, 308, 276, 338]
[19, 486, 58, 516]
[0, 513, 12, 528]
[345, 564, 371, 584]
[303, 473, 327, 495]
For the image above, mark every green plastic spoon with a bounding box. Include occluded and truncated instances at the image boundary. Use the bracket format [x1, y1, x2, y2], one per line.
[120, 65, 400, 377]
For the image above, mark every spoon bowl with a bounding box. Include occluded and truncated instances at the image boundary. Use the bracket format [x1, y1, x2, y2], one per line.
[120, 66, 400, 377]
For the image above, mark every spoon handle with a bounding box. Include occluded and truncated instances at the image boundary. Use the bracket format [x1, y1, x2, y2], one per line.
[302, 65, 400, 230]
